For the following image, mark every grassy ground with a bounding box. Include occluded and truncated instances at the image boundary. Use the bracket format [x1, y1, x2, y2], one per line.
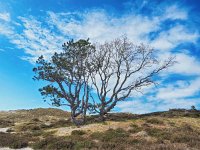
[0, 108, 200, 150]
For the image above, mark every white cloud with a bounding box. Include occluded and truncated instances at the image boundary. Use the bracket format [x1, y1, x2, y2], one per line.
[0, 24, 13, 36]
[169, 53, 200, 75]
[156, 51, 200, 77]
[9, 17, 66, 63]
[0, 12, 10, 22]
[117, 76, 200, 114]
[0, 12, 13, 36]
[157, 98, 198, 111]
[117, 100, 156, 114]
[0, 48, 4, 52]
[7, 4, 198, 63]
[163, 5, 188, 20]
[47, 11, 160, 43]
[156, 78, 200, 100]
[152, 25, 199, 51]
[117, 97, 199, 114]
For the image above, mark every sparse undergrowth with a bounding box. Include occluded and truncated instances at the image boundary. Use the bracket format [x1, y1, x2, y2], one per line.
[0, 132, 29, 149]
[31, 124, 200, 150]
[0, 108, 200, 150]
[145, 118, 164, 125]
[0, 119, 14, 128]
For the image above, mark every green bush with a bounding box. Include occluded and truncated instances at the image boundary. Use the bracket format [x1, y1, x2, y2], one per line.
[91, 128, 129, 142]
[146, 118, 164, 125]
[0, 119, 14, 127]
[71, 130, 86, 136]
[129, 124, 142, 133]
[74, 141, 96, 149]
[10, 140, 28, 149]
[0, 132, 28, 149]
[50, 119, 73, 128]
[170, 125, 200, 147]
[33, 135, 95, 149]
[32, 136, 75, 150]
[31, 118, 40, 122]
[17, 122, 41, 131]
[145, 128, 171, 141]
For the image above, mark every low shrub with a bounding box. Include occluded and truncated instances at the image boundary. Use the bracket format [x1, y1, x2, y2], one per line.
[129, 124, 142, 133]
[50, 119, 73, 128]
[42, 130, 57, 137]
[137, 143, 189, 150]
[32, 136, 76, 150]
[0, 119, 14, 127]
[0, 132, 28, 149]
[145, 128, 171, 141]
[91, 128, 129, 142]
[71, 130, 86, 136]
[16, 122, 41, 132]
[146, 118, 164, 125]
[170, 125, 200, 149]
[34, 136, 95, 149]
[74, 141, 96, 149]
[31, 118, 40, 122]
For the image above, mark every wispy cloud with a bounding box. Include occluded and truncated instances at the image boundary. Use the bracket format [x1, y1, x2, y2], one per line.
[0, 12, 13, 37]
[9, 16, 66, 63]
[0, 48, 4, 52]
[163, 5, 188, 20]
[169, 53, 200, 75]
[152, 25, 199, 51]
[116, 72, 200, 113]
[47, 10, 160, 43]
[156, 78, 200, 100]
[5, 3, 199, 62]
[6, 4, 198, 63]
[117, 97, 198, 114]
[0, 12, 10, 22]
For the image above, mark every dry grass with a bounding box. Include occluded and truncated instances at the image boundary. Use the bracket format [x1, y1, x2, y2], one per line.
[0, 108, 200, 150]
[0, 132, 29, 149]
[51, 120, 131, 136]
[0, 108, 70, 123]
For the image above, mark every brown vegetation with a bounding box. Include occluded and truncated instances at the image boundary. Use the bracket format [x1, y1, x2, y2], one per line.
[0, 108, 200, 150]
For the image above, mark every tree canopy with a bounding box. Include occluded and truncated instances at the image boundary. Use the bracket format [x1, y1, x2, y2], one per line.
[33, 39, 95, 125]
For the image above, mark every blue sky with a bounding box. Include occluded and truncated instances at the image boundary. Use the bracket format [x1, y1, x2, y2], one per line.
[0, 0, 200, 113]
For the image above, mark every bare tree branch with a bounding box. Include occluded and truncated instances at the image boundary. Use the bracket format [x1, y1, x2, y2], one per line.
[88, 37, 175, 120]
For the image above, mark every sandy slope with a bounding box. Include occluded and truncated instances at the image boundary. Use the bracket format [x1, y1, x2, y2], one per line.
[0, 128, 9, 133]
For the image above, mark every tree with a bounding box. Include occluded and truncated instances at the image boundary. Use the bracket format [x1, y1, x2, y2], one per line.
[191, 105, 197, 111]
[33, 39, 95, 125]
[88, 37, 175, 121]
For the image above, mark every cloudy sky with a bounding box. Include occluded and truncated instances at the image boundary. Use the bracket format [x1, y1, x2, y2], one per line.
[0, 0, 200, 113]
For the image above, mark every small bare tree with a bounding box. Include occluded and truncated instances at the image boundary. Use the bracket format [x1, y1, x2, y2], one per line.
[88, 37, 174, 121]
[33, 39, 95, 125]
